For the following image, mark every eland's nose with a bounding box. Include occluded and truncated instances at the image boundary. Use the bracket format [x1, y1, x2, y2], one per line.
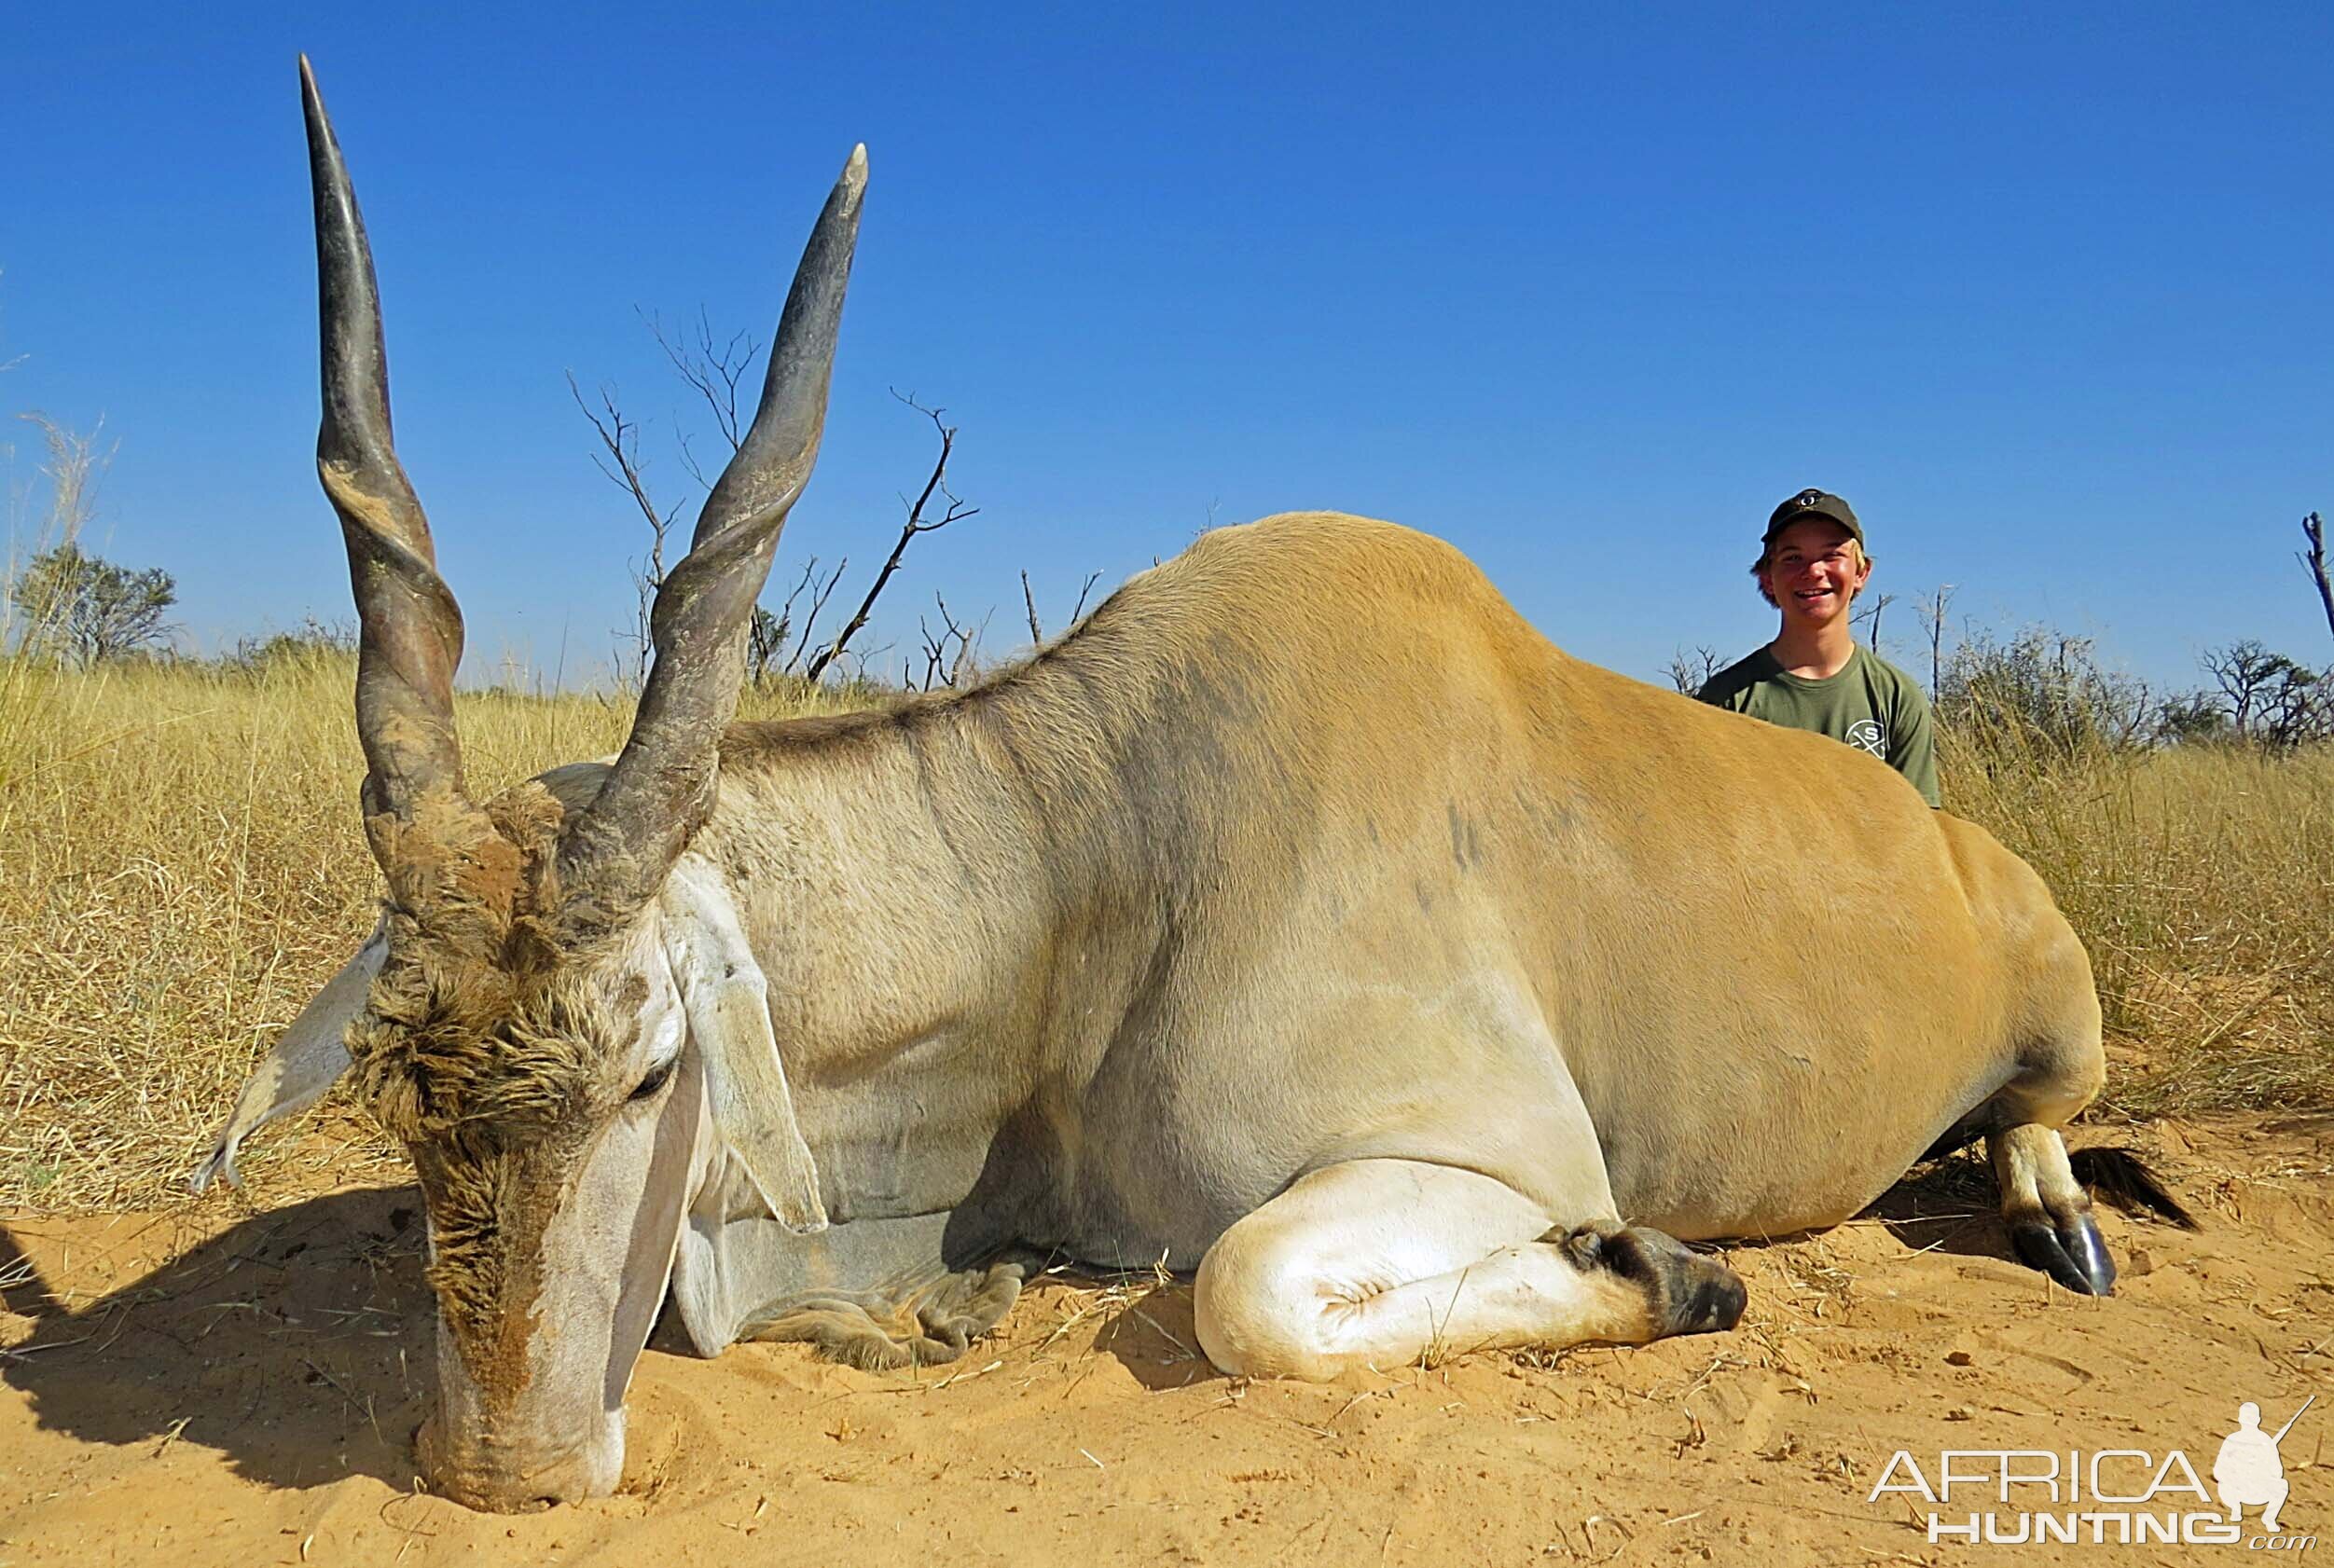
[414, 1415, 623, 1512]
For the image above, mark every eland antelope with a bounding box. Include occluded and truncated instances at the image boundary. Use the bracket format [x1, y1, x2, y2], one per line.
[195, 60, 2176, 1512]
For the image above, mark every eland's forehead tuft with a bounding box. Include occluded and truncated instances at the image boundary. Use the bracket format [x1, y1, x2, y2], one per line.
[340, 770, 662, 1144]
[346, 940, 644, 1143]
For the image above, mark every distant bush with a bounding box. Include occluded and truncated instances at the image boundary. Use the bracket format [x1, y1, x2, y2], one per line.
[2194, 639, 2332, 752]
[1927, 626, 2330, 762]
[8, 543, 176, 667]
[224, 616, 359, 674]
[1935, 627, 2154, 762]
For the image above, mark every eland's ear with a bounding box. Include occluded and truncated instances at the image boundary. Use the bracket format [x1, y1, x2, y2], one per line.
[659, 860, 827, 1233]
[189, 919, 387, 1192]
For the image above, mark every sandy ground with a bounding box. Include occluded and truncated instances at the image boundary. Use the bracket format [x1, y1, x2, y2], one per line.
[2, 1114, 2327, 1568]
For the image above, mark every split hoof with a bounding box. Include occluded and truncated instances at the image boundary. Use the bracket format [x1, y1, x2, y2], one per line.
[1560, 1225, 1747, 1337]
[2011, 1214, 2117, 1296]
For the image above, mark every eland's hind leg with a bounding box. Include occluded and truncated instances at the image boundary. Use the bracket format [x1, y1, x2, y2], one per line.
[1191, 1160, 1745, 1381]
[1992, 1122, 2115, 1295]
[1987, 945, 2116, 1295]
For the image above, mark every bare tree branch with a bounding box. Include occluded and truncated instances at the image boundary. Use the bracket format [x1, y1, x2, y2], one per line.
[577, 319, 986, 692]
[790, 557, 848, 672]
[916, 598, 956, 692]
[960, 605, 993, 685]
[1069, 571, 1102, 626]
[756, 556, 818, 669]
[642, 306, 761, 458]
[804, 391, 980, 682]
[1664, 645, 1724, 695]
[1916, 585, 1957, 696]
[568, 372, 687, 685]
[1852, 591, 1896, 654]
[914, 592, 989, 691]
[567, 373, 670, 539]
[2300, 511, 2332, 644]
[1023, 568, 1104, 648]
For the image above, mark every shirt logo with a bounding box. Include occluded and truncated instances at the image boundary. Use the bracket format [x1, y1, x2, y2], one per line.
[1846, 719, 1885, 757]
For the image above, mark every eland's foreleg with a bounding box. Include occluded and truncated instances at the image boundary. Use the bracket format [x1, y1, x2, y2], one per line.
[1191, 1159, 1744, 1381]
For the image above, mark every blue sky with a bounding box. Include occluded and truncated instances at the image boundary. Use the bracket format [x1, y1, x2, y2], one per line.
[4, 3, 2328, 693]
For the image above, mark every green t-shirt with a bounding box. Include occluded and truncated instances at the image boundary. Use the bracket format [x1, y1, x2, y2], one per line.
[1696, 643, 1941, 807]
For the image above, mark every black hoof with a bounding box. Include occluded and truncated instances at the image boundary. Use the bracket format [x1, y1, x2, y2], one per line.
[2011, 1215, 2117, 1296]
[1563, 1225, 1747, 1336]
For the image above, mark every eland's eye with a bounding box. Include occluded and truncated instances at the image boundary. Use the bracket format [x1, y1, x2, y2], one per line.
[628, 1058, 677, 1103]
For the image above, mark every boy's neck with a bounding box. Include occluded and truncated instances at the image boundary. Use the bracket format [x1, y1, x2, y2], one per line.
[1767, 619, 1858, 680]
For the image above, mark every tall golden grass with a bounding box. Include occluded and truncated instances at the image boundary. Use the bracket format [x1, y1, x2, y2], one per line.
[1940, 719, 2334, 1119]
[0, 651, 869, 1210]
[1, 652, 2327, 1212]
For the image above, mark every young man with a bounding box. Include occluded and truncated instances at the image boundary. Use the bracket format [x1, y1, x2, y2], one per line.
[1696, 488, 1940, 806]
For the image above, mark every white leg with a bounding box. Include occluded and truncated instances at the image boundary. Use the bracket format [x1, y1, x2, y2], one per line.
[1193, 1158, 1745, 1381]
[1991, 1122, 2115, 1295]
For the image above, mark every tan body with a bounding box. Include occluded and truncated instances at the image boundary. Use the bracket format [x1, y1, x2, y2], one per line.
[687, 512, 2100, 1280]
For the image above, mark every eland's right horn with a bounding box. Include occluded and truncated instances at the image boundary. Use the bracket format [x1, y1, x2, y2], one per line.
[301, 56, 476, 854]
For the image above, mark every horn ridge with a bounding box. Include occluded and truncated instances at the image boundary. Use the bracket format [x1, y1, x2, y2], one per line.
[300, 56, 476, 841]
[562, 144, 867, 900]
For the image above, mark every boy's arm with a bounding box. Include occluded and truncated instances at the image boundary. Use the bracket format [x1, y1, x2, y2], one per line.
[1890, 684, 1942, 807]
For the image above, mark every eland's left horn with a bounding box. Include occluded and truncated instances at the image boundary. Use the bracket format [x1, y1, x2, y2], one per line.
[561, 144, 868, 899]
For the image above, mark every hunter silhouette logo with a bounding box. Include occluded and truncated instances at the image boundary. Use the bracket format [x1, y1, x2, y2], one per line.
[1867, 1395, 2317, 1548]
[2217, 1397, 2313, 1534]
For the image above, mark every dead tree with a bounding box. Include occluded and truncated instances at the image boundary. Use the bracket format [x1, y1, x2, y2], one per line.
[910, 592, 992, 691]
[1852, 591, 1896, 654]
[802, 392, 978, 682]
[1068, 571, 1101, 626]
[1664, 645, 1724, 696]
[648, 309, 757, 447]
[1916, 585, 1957, 695]
[2301, 511, 2332, 643]
[747, 556, 849, 687]
[577, 319, 977, 690]
[1020, 567, 1105, 647]
[568, 374, 684, 687]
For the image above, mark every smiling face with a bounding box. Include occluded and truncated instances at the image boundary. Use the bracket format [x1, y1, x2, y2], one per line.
[1757, 517, 1871, 630]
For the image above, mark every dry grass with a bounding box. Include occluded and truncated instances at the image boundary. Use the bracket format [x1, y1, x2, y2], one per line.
[1942, 728, 2334, 1118]
[0, 653, 2327, 1214]
[0, 651, 873, 1211]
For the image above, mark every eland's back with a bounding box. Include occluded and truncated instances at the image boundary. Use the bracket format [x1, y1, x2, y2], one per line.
[990, 510, 2101, 1254]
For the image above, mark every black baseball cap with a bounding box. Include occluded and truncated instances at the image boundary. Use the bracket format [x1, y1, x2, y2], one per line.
[1763, 488, 1863, 548]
